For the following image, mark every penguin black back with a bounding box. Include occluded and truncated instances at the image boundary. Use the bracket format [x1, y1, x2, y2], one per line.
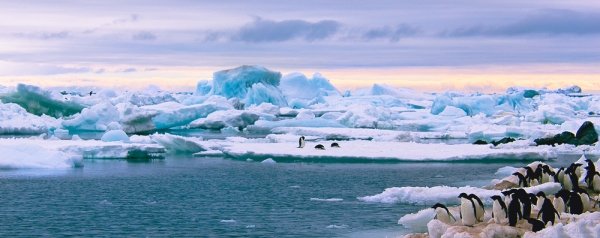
[567, 191, 583, 214]
[527, 218, 545, 232]
[330, 142, 340, 148]
[517, 189, 532, 219]
[508, 194, 522, 227]
[513, 172, 529, 187]
[314, 144, 325, 150]
[538, 198, 560, 225]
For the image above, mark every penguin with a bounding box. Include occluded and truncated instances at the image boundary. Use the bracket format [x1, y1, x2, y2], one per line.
[535, 192, 546, 209]
[529, 193, 538, 208]
[513, 172, 529, 187]
[567, 191, 584, 215]
[553, 189, 569, 213]
[532, 164, 543, 185]
[564, 172, 579, 191]
[537, 198, 560, 225]
[517, 189, 532, 219]
[588, 171, 600, 192]
[298, 136, 305, 148]
[542, 165, 553, 183]
[330, 142, 340, 148]
[314, 144, 325, 150]
[431, 203, 456, 224]
[524, 167, 536, 185]
[574, 188, 591, 212]
[508, 194, 523, 227]
[585, 158, 596, 173]
[458, 193, 477, 226]
[468, 194, 484, 222]
[526, 218, 546, 232]
[491, 195, 507, 224]
[502, 189, 517, 205]
[556, 167, 566, 184]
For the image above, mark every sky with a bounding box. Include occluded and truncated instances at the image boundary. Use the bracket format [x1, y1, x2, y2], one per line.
[1, 0, 600, 92]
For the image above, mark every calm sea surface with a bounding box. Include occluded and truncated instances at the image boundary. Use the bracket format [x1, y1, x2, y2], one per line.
[0, 155, 578, 237]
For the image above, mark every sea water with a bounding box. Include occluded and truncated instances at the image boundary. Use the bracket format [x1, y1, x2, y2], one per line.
[0, 157, 568, 237]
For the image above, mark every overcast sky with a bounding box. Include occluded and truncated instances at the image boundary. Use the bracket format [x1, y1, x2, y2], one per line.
[1, 0, 600, 91]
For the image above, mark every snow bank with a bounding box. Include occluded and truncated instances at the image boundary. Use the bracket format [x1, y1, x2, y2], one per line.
[150, 133, 208, 153]
[524, 212, 600, 238]
[398, 208, 435, 232]
[0, 103, 59, 134]
[220, 140, 556, 162]
[0, 142, 82, 169]
[358, 183, 561, 205]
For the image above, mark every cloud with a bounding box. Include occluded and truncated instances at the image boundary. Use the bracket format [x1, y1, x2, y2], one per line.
[362, 24, 419, 41]
[120, 68, 137, 73]
[447, 9, 600, 37]
[83, 14, 139, 34]
[233, 17, 340, 42]
[132, 31, 157, 41]
[14, 31, 70, 40]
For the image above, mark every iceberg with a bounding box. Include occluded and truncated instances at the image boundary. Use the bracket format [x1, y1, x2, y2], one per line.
[0, 103, 59, 134]
[209, 65, 287, 107]
[0, 84, 85, 118]
[188, 110, 259, 130]
[279, 72, 340, 108]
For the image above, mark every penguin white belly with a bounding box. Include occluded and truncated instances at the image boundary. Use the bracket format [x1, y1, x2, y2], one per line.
[492, 201, 506, 224]
[542, 173, 550, 183]
[580, 193, 590, 212]
[593, 176, 600, 192]
[535, 199, 544, 210]
[558, 171, 565, 184]
[564, 179, 573, 191]
[435, 208, 453, 224]
[460, 199, 477, 226]
[553, 197, 565, 213]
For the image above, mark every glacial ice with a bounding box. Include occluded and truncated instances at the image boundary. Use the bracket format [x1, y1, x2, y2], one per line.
[0, 103, 60, 134]
[100, 129, 130, 143]
[210, 65, 287, 107]
[359, 183, 561, 205]
[0, 84, 85, 118]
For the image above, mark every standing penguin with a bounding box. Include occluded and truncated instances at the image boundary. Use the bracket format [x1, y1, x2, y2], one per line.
[535, 192, 546, 209]
[458, 193, 477, 226]
[513, 172, 529, 187]
[575, 188, 591, 212]
[431, 203, 456, 224]
[556, 167, 566, 184]
[567, 191, 584, 215]
[526, 218, 546, 232]
[553, 189, 569, 213]
[517, 189, 532, 219]
[491, 195, 507, 224]
[298, 136, 305, 148]
[468, 194, 485, 222]
[588, 171, 600, 192]
[537, 198, 560, 225]
[508, 194, 523, 227]
[564, 172, 579, 191]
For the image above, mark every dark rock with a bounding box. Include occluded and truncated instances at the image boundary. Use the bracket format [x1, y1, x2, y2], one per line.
[575, 121, 598, 145]
[473, 140, 488, 145]
[491, 137, 516, 146]
[534, 121, 598, 146]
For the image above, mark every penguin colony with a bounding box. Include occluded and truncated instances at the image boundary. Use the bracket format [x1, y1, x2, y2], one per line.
[429, 157, 600, 234]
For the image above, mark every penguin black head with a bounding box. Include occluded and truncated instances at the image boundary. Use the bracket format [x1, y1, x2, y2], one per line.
[468, 194, 484, 206]
[491, 195, 503, 201]
[536, 191, 546, 199]
[431, 203, 447, 210]
[526, 218, 546, 232]
[555, 189, 570, 201]
[458, 193, 469, 199]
